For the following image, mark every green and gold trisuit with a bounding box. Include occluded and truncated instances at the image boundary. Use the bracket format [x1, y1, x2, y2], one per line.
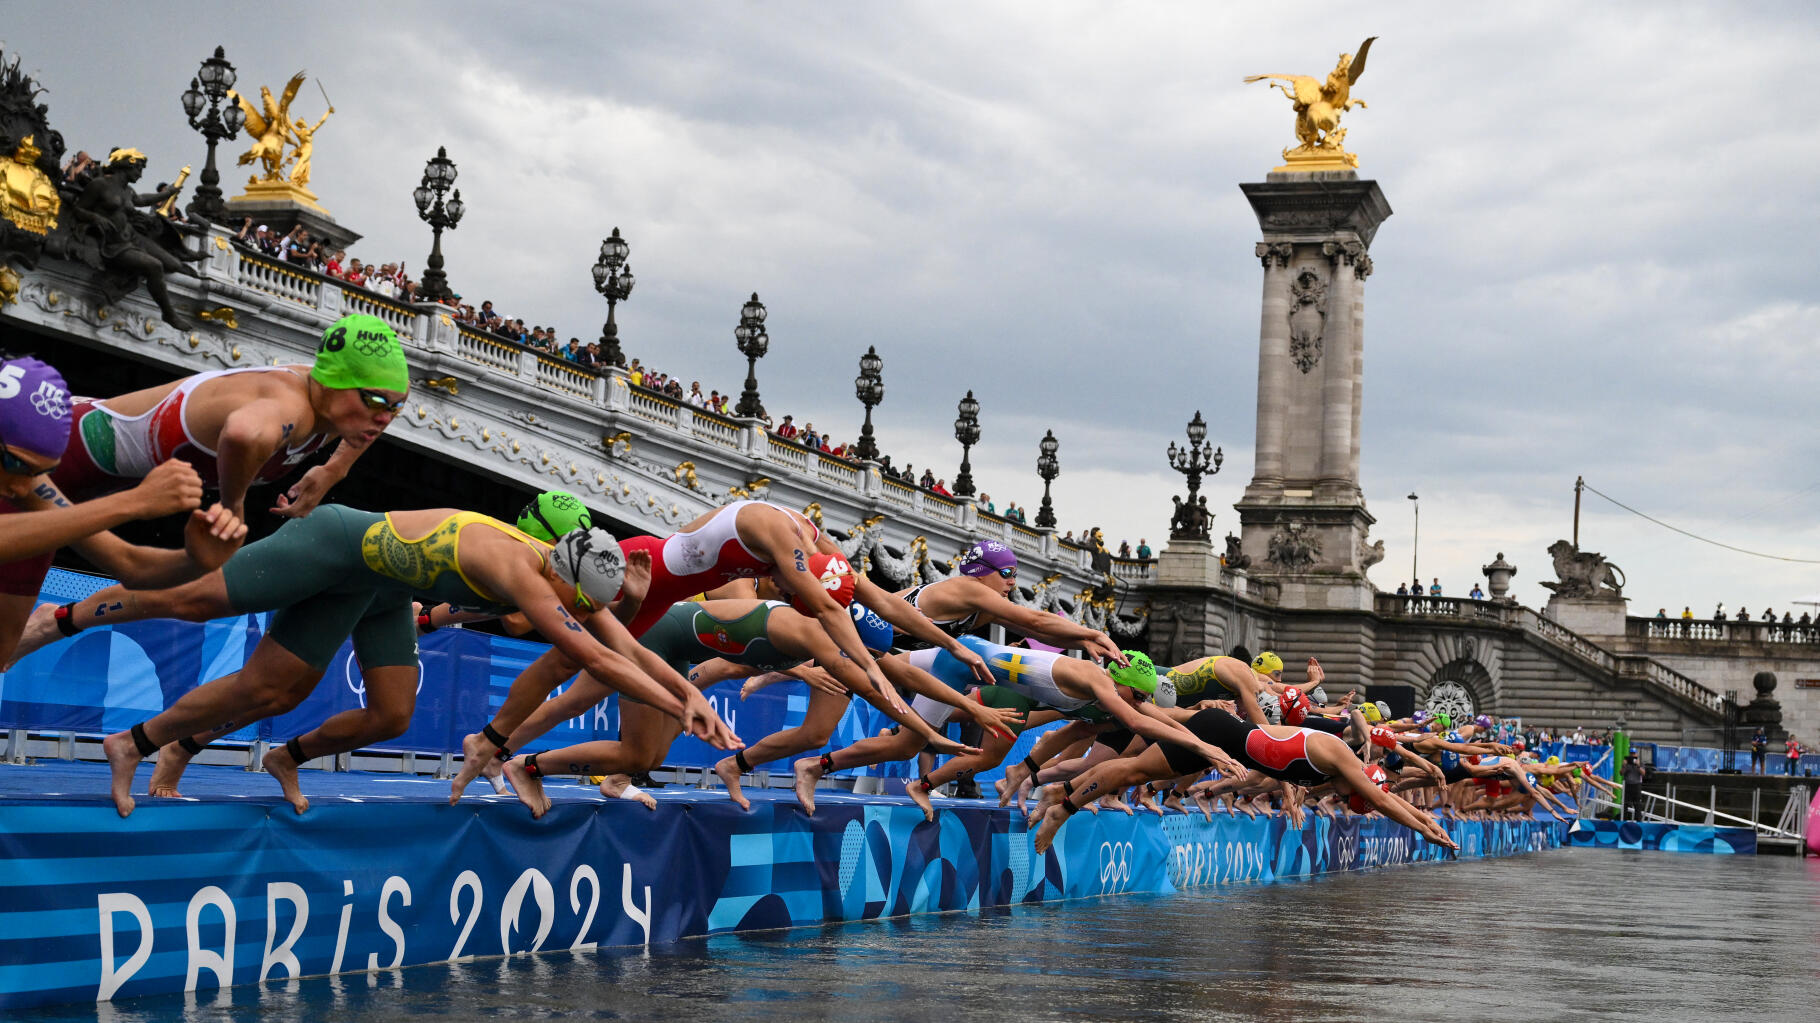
[220, 505, 545, 669]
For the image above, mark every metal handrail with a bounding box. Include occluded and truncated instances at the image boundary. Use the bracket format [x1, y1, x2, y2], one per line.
[1639, 787, 1802, 839]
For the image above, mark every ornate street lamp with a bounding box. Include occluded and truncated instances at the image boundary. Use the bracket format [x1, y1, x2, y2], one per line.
[1035, 429, 1060, 530]
[734, 292, 769, 418]
[590, 227, 635, 368]
[853, 346, 884, 461]
[413, 146, 463, 303]
[1408, 492, 1420, 588]
[1166, 410, 1223, 539]
[181, 46, 246, 223]
[953, 391, 981, 498]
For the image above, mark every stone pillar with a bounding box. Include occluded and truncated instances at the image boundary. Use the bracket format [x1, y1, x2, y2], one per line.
[1232, 171, 1391, 611]
[1250, 242, 1294, 489]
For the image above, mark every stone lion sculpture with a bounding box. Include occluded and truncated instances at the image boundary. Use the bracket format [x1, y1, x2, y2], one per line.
[1541, 539, 1625, 598]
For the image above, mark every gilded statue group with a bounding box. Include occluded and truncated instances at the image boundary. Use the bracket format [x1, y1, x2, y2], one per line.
[232, 72, 333, 190]
[1246, 36, 1375, 169]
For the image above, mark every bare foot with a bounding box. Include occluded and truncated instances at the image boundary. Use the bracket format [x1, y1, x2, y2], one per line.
[503, 758, 551, 818]
[907, 781, 935, 823]
[262, 747, 310, 815]
[714, 756, 751, 811]
[448, 732, 496, 805]
[1163, 792, 1186, 815]
[1136, 789, 1164, 817]
[148, 741, 197, 798]
[1026, 783, 1061, 827]
[102, 731, 143, 818]
[1101, 795, 1134, 816]
[484, 756, 508, 794]
[793, 757, 823, 815]
[997, 763, 1030, 807]
[1032, 804, 1067, 855]
[9, 602, 62, 667]
[597, 773, 657, 810]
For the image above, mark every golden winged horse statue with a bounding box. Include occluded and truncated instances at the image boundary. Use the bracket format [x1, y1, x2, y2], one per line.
[1245, 37, 1376, 170]
[229, 72, 307, 183]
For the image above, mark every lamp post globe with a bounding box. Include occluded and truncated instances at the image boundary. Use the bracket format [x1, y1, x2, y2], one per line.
[735, 292, 769, 419]
[1035, 429, 1060, 530]
[591, 226, 635, 368]
[182, 45, 242, 223]
[853, 346, 884, 461]
[953, 390, 982, 498]
[414, 146, 462, 303]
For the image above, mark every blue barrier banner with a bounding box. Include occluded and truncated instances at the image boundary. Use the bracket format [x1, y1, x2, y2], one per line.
[0, 782, 1565, 1011]
[0, 580, 1070, 780]
[1566, 819, 1755, 854]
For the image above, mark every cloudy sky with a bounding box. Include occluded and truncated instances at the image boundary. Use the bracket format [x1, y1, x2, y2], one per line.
[9, 2, 1818, 616]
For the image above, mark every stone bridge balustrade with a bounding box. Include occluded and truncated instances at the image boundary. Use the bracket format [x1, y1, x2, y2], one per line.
[1374, 592, 1725, 719]
[1628, 616, 1820, 647]
[2, 224, 1143, 638]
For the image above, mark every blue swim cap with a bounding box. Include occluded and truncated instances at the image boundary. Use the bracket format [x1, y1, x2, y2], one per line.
[849, 603, 893, 653]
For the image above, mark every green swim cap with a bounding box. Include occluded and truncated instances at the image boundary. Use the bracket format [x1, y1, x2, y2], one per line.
[1435, 712, 1453, 729]
[1110, 652, 1175, 707]
[517, 490, 592, 542]
[311, 313, 410, 393]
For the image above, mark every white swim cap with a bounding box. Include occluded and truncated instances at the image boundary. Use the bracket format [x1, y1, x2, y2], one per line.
[1255, 689, 1282, 725]
[551, 527, 625, 609]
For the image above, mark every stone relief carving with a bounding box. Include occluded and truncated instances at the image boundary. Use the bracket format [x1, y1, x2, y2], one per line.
[1541, 539, 1626, 599]
[1323, 238, 1372, 280]
[1358, 536, 1386, 570]
[1254, 241, 1294, 269]
[1266, 519, 1321, 571]
[1287, 267, 1327, 373]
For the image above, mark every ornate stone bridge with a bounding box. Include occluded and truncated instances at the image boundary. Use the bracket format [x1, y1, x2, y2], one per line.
[1, 223, 1151, 639]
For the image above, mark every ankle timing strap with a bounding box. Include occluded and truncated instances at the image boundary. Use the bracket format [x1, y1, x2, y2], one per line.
[1022, 754, 1042, 774]
[285, 737, 308, 765]
[129, 722, 159, 757]
[53, 602, 81, 637]
[818, 753, 834, 773]
[523, 753, 543, 778]
[177, 736, 207, 755]
[735, 750, 753, 774]
[917, 775, 935, 792]
[1060, 780, 1081, 816]
[483, 723, 512, 760]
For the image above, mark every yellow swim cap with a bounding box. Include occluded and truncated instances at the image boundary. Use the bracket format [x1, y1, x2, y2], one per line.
[1252, 651, 1284, 676]
[1546, 755, 1560, 765]
[1361, 702, 1383, 723]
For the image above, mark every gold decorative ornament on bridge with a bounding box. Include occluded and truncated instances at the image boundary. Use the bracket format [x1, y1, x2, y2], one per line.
[1245, 36, 1375, 172]
[802, 502, 823, 527]
[155, 165, 191, 217]
[229, 72, 334, 209]
[422, 375, 459, 395]
[0, 134, 60, 235]
[673, 461, 700, 491]
[195, 305, 238, 329]
[0, 265, 19, 307]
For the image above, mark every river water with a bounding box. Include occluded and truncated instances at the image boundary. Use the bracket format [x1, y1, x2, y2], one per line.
[26, 848, 1820, 1022]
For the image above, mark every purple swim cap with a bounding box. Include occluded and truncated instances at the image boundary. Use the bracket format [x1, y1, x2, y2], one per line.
[0, 356, 72, 461]
[958, 539, 1016, 577]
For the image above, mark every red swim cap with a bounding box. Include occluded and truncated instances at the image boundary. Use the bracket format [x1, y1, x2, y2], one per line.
[790, 551, 857, 614]
[1369, 726, 1398, 750]
[1280, 687, 1311, 726]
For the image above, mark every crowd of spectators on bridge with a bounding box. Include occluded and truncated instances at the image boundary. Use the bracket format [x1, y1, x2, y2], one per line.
[1393, 579, 1487, 600]
[207, 203, 1161, 557]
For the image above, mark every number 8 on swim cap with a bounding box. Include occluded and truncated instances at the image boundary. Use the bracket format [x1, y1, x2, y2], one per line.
[311, 313, 410, 394]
